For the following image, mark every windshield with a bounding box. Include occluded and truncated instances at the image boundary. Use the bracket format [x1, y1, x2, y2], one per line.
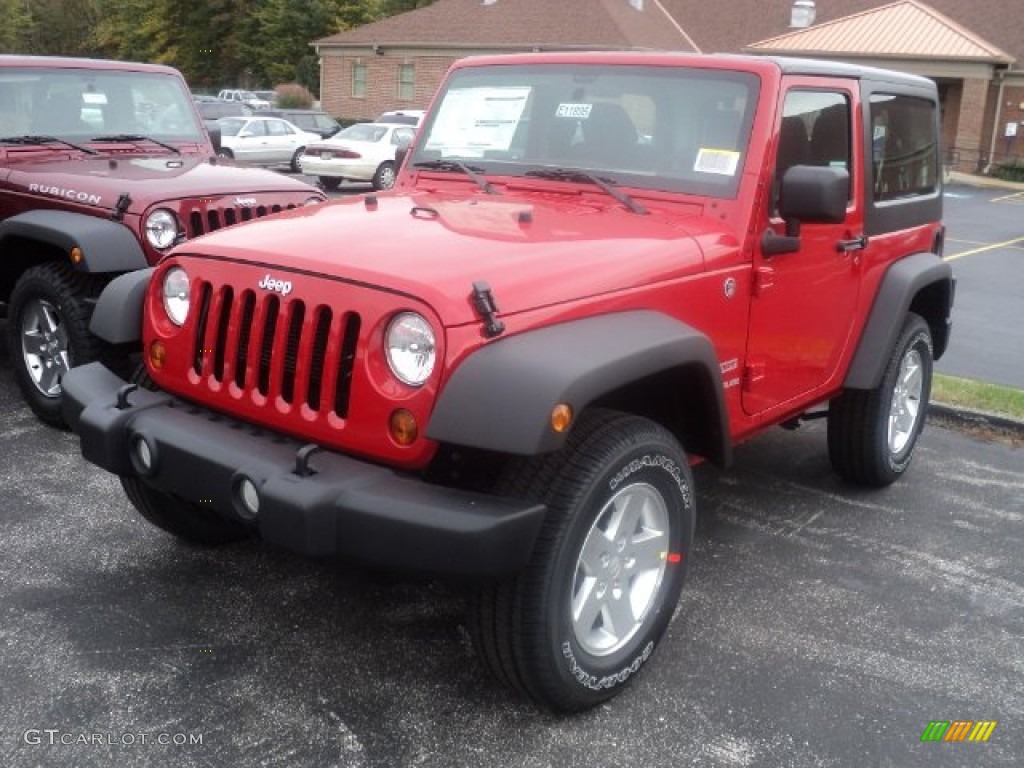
[0, 67, 205, 144]
[411, 64, 760, 198]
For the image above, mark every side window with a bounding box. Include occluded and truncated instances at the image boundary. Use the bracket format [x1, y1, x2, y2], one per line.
[775, 90, 850, 209]
[267, 120, 291, 136]
[871, 94, 937, 201]
[245, 120, 267, 137]
[391, 127, 413, 146]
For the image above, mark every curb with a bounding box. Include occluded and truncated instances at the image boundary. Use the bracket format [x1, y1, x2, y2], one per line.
[929, 401, 1024, 440]
[946, 171, 1024, 192]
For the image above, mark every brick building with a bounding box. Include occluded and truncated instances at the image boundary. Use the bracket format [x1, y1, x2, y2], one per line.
[313, 0, 1024, 172]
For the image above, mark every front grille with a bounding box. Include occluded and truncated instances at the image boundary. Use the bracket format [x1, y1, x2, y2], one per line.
[191, 281, 361, 418]
[185, 203, 298, 238]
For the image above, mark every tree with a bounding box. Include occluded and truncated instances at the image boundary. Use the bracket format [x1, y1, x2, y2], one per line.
[0, 0, 33, 54]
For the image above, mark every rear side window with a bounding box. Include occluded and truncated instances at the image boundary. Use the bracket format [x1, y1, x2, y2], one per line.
[871, 94, 938, 201]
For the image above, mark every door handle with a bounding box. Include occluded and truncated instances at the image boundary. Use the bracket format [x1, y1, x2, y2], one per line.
[836, 234, 868, 253]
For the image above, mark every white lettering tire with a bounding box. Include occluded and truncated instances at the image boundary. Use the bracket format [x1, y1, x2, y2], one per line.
[469, 409, 695, 712]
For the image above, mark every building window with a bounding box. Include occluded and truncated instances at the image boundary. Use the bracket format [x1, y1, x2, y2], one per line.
[399, 63, 414, 101]
[352, 61, 366, 99]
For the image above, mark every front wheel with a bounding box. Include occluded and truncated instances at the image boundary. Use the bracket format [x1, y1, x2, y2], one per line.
[828, 312, 933, 486]
[7, 263, 107, 427]
[372, 161, 396, 190]
[319, 176, 342, 191]
[469, 410, 695, 712]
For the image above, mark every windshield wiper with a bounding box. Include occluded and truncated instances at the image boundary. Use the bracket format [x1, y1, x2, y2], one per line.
[91, 134, 181, 154]
[0, 135, 98, 155]
[524, 168, 647, 215]
[413, 159, 499, 195]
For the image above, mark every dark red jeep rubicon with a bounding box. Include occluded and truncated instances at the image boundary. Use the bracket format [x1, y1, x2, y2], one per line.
[0, 55, 325, 425]
[63, 52, 952, 711]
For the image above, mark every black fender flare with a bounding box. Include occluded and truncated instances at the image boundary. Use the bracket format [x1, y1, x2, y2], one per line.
[0, 210, 148, 273]
[844, 252, 953, 390]
[89, 268, 154, 344]
[426, 310, 732, 465]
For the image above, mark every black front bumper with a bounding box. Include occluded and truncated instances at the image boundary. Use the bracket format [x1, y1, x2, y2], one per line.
[62, 363, 546, 576]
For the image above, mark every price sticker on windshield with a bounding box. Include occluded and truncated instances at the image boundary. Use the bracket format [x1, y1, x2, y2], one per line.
[694, 148, 741, 176]
[556, 103, 593, 119]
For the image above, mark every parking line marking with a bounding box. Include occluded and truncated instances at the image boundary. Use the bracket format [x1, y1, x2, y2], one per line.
[991, 191, 1024, 203]
[946, 235, 1024, 262]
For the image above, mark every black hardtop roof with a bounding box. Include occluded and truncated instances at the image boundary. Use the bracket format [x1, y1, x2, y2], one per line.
[762, 55, 936, 88]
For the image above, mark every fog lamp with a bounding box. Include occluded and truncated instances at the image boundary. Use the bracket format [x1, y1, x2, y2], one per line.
[132, 435, 154, 474]
[237, 477, 260, 518]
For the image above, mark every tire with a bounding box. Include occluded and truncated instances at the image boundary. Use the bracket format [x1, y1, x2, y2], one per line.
[469, 409, 695, 712]
[372, 161, 396, 190]
[120, 365, 250, 546]
[319, 176, 342, 192]
[291, 147, 305, 173]
[216, 148, 233, 160]
[828, 312, 933, 487]
[7, 262, 107, 427]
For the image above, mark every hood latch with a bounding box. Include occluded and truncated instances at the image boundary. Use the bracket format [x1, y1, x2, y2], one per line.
[471, 281, 505, 339]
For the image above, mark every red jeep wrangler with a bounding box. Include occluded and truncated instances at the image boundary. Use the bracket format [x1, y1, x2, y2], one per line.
[0, 55, 325, 425]
[63, 52, 952, 711]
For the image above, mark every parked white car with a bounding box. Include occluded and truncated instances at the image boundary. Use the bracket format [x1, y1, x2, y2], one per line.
[299, 122, 416, 190]
[218, 89, 271, 109]
[216, 116, 321, 172]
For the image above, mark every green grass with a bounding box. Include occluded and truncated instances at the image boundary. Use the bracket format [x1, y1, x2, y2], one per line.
[932, 373, 1024, 421]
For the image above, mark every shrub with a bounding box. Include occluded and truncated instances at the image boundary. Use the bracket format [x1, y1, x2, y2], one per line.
[275, 83, 314, 109]
[990, 158, 1024, 182]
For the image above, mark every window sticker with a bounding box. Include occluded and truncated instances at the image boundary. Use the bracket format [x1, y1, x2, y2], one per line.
[425, 86, 530, 157]
[694, 148, 741, 176]
[555, 103, 593, 119]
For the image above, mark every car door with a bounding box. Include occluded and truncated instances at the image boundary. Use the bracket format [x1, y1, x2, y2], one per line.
[234, 118, 269, 162]
[742, 80, 865, 416]
[264, 119, 299, 165]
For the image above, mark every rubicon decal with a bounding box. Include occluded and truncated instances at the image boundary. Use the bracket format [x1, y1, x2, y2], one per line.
[258, 274, 293, 296]
[920, 720, 997, 742]
[28, 183, 102, 206]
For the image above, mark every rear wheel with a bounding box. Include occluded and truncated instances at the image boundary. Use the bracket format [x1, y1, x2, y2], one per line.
[7, 262, 107, 427]
[469, 409, 694, 712]
[828, 312, 933, 486]
[291, 147, 305, 173]
[372, 161, 396, 190]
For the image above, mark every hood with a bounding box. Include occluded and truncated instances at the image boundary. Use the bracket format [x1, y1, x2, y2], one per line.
[5, 153, 317, 213]
[172, 189, 740, 325]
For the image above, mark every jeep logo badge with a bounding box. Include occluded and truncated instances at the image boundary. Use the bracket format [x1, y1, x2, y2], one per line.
[235, 197, 257, 207]
[258, 274, 293, 296]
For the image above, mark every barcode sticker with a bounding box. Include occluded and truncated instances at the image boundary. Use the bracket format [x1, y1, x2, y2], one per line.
[694, 148, 741, 176]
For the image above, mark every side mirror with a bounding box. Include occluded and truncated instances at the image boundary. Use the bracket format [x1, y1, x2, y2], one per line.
[207, 125, 221, 152]
[238, 130, 253, 139]
[763, 165, 850, 256]
[395, 145, 411, 171]
[779, 165, 849, 225]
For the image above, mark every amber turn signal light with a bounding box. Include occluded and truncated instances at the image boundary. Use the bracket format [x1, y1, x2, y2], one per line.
[389, 409, 418, 446]
[551, 403, 573, 433]
[148, 340, 167, 370]
[69, 246, 84, 265]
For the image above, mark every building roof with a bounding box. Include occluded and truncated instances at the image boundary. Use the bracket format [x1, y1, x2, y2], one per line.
[660, 0, 1020, 66]
[315, 0, 1022, 69]
[744, 0, 1013, 63]
[315, 0, 697, 52]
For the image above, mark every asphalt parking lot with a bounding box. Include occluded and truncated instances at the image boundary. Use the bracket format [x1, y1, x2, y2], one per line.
[0, 342, 1021, 767]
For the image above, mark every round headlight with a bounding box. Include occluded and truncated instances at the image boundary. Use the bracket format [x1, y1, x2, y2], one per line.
[145, 208, 180, 250]
[385, 312, 436, 387]
[162, 266, 190, 326]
